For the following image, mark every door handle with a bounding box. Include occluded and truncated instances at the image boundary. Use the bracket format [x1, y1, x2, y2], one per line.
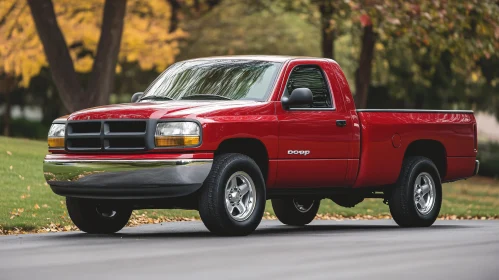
[336, 120, 347, 127]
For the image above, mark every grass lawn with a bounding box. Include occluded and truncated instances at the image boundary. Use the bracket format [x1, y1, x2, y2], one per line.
[1, 136, 498, 233]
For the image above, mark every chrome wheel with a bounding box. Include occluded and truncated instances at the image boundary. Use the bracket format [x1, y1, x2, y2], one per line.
[225, 171, 257, 221]
[413, 172, 436, 215]
[293, 199, 315, 213]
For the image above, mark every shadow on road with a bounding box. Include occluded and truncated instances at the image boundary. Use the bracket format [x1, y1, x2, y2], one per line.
[39, 222, 472, 240]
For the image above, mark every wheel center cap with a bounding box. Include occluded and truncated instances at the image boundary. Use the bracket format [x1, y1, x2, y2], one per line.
[229, 191, 239, 203]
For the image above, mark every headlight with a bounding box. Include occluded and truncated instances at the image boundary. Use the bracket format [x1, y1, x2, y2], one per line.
[47, 123, 66, 148]
[155, 122, 200, 147]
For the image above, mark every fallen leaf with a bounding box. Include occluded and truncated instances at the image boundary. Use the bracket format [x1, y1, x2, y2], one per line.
[9, 166, 13, 170]
[9, 208, 24, 219]
[34, 204, 40, 210]
[27, 186, 31, 191]
[6, 151, 12, 156]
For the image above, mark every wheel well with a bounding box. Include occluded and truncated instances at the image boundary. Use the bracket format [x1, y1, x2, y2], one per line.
[404, 140, 447, 178]
[215, 138, 269, 181]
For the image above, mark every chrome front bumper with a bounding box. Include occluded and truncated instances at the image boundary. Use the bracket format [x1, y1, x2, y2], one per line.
[43, 159, 213, 199]
[474, 160, 480, 176]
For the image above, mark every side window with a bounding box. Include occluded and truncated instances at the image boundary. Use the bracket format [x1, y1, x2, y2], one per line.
[285, 65, 332, 108]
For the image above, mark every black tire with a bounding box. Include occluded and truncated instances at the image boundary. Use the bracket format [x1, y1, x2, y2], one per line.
[198, 153, 266, 236]
[389, 156, 442, 227]
[66, 197, 132, 234]
[272, 198, 320, 226]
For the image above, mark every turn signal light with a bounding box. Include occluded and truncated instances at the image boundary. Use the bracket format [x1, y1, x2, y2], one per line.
[48, 137, 65, 148]
[155, 136, 200, 147]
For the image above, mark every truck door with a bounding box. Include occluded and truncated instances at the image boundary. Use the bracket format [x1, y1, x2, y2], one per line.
[275, 61, 353, 188]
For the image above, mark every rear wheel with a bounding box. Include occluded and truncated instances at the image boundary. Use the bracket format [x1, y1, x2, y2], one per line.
[66, 197, 132, 234]
[198, 153, 266, 236]
[388, 156, 442, 227]
[272, 198, 320, 226]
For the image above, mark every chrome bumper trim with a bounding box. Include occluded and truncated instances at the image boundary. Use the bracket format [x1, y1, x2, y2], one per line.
[43, 159, 213, 199]
[474, 160, 480, 176]
[44, 159, 211, 164]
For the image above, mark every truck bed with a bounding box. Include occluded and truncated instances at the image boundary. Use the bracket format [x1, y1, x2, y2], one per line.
[353, 109, 477, 188]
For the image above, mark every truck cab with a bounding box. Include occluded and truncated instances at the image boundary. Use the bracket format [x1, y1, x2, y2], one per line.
[44, 56, 478, 235]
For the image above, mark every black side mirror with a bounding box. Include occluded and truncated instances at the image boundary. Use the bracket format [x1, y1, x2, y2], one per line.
[131, 92, 143, 103]
[281, 88, 313, 109]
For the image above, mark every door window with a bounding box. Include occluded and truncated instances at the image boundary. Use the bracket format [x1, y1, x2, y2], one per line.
[284, 65, 332, 108]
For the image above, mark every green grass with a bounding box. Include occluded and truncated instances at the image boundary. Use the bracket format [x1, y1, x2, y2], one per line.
[0, 137, 69, 231]
[1, 136, 498, 232]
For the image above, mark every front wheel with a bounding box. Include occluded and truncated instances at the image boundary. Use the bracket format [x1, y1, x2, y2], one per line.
[66, 197, 132, 234]
[198, 153, 266, 236]
[272, 198, 320, 226]
[388, 156, 442, 227]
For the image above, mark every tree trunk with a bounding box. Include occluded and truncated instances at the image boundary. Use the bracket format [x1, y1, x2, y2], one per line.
[2, 91, 11, 136]
[27, 0, 83, 112]
[87, 0, 127, 107]
[318, 0, 335, 59]
[0, 75, 15, 136]
[27, 0, 127, 112]
[167, 0, 181, 32]
[355, 22, 375, 109]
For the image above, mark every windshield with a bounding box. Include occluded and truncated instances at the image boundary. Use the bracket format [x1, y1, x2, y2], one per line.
[141, 59, 281, 101]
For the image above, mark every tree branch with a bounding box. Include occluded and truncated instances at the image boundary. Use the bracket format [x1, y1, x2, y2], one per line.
[0, 1, 17, 26]
[6, 3, 26, 39]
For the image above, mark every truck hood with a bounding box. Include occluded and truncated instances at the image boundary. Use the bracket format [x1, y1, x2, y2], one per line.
[68, 100, 270, 121]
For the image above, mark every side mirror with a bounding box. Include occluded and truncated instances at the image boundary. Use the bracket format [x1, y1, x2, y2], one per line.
[281, 88, 313, 109]
[131, 92, 143, 103]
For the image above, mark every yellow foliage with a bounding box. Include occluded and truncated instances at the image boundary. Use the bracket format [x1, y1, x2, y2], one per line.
[471, 72, 480, 83]
[0, 0, 185, 87]
[375, 42, 384, 51]
[74, 56, 94, 73]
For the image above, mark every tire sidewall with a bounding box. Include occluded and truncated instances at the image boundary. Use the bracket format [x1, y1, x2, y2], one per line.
[271, 198, 320, 226]
[66, 197, 131, 234]
[406, 159, 442, 223]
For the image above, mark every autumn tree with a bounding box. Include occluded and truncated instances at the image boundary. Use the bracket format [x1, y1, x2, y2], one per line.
[176, 0, 323, 59]
[235, 0, 351, 59]
[26, 0, 126, 112]
[351, 0, 499, 109]
[166, 0, 221, 32]
[0, 0, 184, 113]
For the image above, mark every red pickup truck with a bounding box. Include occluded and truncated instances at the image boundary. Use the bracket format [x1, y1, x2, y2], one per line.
[44, 56, 479, 235]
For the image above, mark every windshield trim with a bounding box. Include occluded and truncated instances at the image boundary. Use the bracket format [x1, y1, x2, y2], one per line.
[140, 59, 283, 102]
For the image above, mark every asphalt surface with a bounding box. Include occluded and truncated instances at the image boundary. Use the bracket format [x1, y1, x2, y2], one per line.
[0, 220, 498, 280]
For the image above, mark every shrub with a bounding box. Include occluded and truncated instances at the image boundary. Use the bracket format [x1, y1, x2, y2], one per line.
[478, 142, 499, 178]
[0, 118, 50, 140]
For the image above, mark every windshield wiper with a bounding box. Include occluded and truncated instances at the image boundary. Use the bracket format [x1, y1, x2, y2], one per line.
[181, 94, 233, 100]
[139, 96, 173, 101]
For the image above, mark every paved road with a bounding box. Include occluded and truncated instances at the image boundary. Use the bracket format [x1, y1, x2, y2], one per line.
[0, 220, 498, 280]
